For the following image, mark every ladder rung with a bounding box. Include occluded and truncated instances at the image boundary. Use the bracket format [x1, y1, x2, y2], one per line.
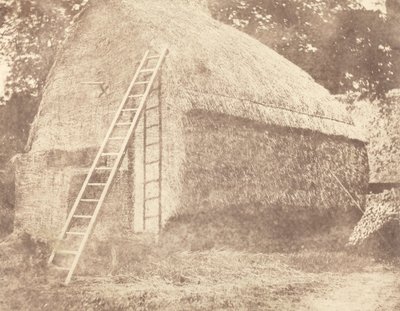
[145, 215, 159, 219]
[128, 94, 144, 98]
[146, 124, 159, 130]
[73, 215, 92, 219]
[121, 108, 138, 112]
[66, 231, 86, 236]
[146, 105, 158, 111]
[87, 183, 107, 186]
[145, 160, 160, 165]
[80, 199, 99, 203]
[145, 141, 160, 147]
[108, 137, 125, 141]
[80, 81, 104, 85]
[145, 195, 160, 201]
[145, 179, 159, 185]
[116, 122, 132, 126]
[57, 250, 78, 255]
[147, 55, 160, 60]
[134, 81, 150, 85]
[101, 152, 119, 156]
[140, 68, 156, 73]
[95, 167, 113, 170]
[53, 265, 70, 271]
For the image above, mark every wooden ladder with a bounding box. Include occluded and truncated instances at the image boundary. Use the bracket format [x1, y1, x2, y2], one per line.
[142, 70, 163, 232]
[48, 48, 168, 285]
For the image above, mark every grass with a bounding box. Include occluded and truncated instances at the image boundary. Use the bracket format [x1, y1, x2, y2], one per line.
[1, 230, 399, 311]
[0, 246, 321, 310]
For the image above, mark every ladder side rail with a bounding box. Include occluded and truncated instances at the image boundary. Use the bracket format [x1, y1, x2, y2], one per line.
[143, 97, 148, 230]
[65, 49, 168, 284]
[157, 86, 163, 231]
[49, 51, 150, 265]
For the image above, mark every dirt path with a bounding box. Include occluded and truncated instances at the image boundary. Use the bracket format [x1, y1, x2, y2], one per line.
[302, 271, 400, 311]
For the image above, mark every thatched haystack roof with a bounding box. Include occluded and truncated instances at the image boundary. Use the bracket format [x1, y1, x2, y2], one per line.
[27, 0, 365, 153]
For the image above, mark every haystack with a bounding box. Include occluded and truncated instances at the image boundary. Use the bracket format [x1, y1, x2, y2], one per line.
[13, 0, 368, 248]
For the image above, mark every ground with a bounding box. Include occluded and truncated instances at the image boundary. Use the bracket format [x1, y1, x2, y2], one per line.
[1, 233, 400, 310]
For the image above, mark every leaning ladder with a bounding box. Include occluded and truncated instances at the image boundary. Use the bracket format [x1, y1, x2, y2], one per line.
[48, 48, 168, 285]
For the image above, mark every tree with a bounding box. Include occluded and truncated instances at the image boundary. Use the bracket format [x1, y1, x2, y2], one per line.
[208, 0, 397, 98]
[0, 0, 88, 167]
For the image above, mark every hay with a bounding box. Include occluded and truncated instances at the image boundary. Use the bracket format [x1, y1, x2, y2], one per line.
[179, 111, 367, 213]
[14, 151, 135, 239]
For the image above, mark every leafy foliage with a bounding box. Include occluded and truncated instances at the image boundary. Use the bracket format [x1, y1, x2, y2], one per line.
[0, 0, 87, 166]
[209, 0, 398, 97]
[347, 90, 400, 183]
